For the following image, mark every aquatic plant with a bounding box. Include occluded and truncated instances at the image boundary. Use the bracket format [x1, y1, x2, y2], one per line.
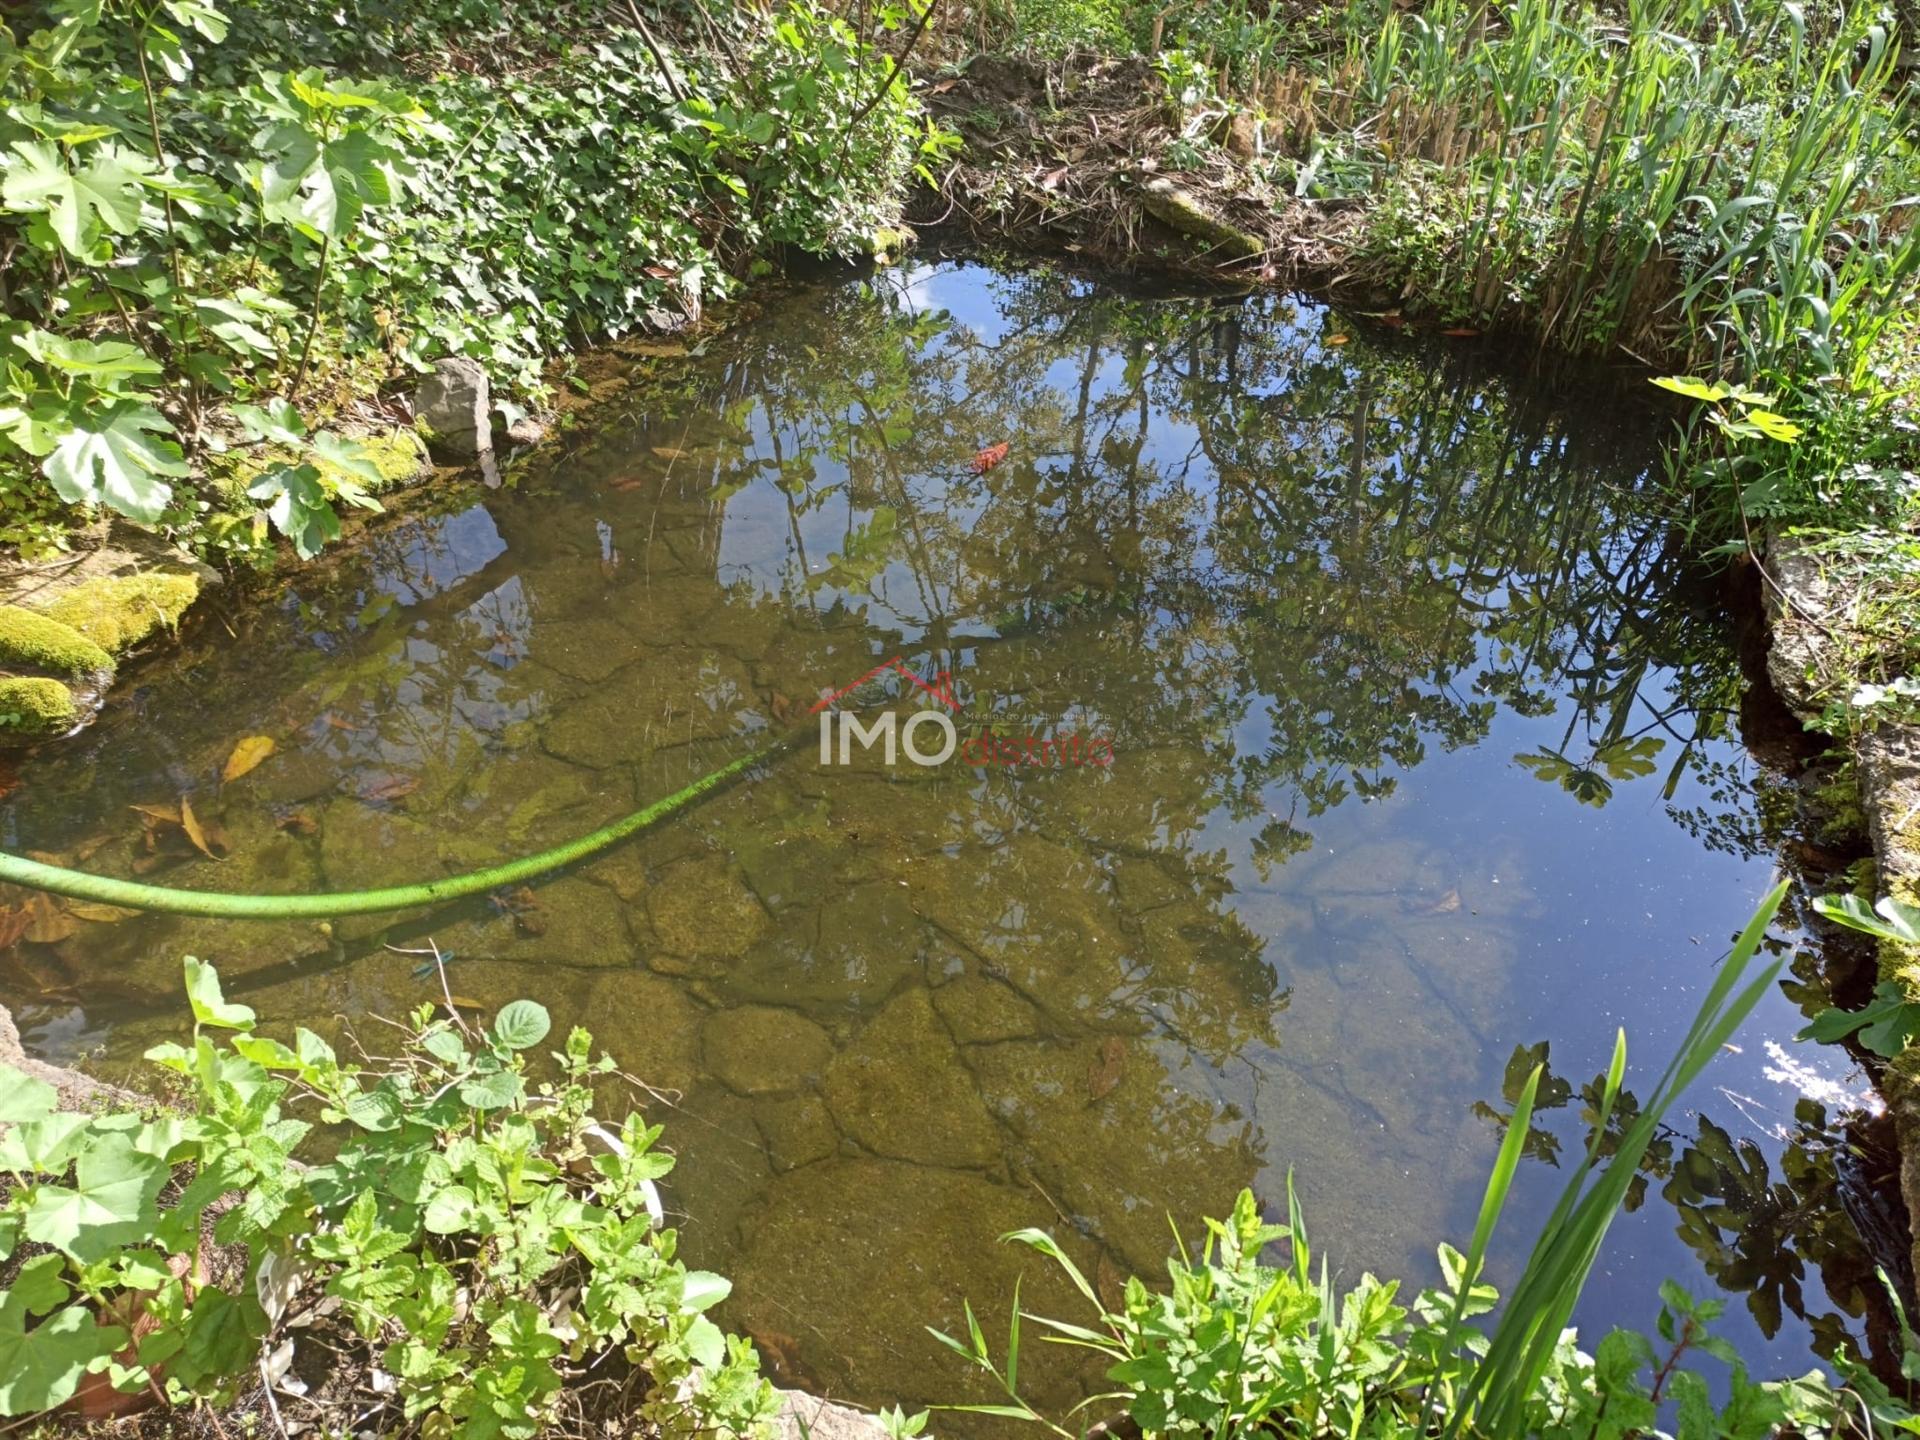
[932, 883, 1903, 1438]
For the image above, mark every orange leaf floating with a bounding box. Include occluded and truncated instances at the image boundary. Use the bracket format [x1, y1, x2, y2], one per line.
[969, 441, 1010, 475]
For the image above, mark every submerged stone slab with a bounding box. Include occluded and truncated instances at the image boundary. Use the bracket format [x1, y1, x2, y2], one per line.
[730, 1159, 1091, 1411]
[822, 988, 1001, 1168]
[703, 1005, 835, 1095]
[648, 855, 770, 964]
[931, 972, 1043, 1044]
[584, 967, 704, 1094]
[755, 1092, 841, 1171]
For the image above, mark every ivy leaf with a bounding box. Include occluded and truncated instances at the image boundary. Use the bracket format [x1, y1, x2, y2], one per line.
[161, 0, 229, 42]
[2, 141, 154, 256]
[248, 463, 340, 559]
[0, 1256, 127, 1414]
[311, 432, 389, 504]
[183, 956, 256, 1030]
[41, 398, 187, 524]
[24, 1130, 169, 1260]
[231, 398, 306, 446]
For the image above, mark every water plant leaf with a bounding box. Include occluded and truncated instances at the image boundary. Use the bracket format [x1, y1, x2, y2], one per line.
[490, 1000, 550, 1052]
[222, 736, 277, 782]
[184, 956, 256, 1031]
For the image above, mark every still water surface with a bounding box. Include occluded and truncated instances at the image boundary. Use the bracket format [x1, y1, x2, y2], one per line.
[0, 260, 1893, 1414]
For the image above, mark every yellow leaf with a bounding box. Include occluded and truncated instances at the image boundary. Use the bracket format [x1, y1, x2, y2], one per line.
[223, 735, 277, 782]
[22, 893, 76, 944]
[179, 796, 220, 860]
[66, 900, 139, 923]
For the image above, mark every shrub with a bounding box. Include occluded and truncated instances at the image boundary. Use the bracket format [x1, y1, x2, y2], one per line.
[0, 957, 782, 1437]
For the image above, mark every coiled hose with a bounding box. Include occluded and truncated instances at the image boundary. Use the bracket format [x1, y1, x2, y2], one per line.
[0, 731, 800, 920]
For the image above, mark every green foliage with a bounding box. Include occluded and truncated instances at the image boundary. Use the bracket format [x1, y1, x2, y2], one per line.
[1800, 892, 1920, 1056]
[0, 956, 785, 1436]
[0, 0, 941, 551]
[934, 886, 1875, 1440]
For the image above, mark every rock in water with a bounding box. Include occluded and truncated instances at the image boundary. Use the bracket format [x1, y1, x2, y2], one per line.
[415, 356, 492, 460]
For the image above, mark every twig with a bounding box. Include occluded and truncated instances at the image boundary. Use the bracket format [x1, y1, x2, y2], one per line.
[835, 0, 939, 172]
[623, 0, 688, 102]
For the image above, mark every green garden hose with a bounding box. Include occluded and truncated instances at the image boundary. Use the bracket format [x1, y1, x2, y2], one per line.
[0, 732, 801, 920]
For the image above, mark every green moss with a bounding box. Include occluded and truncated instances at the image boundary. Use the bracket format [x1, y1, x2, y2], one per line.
[1880, 871, 1920, 996]
[0, 676, 77, 741]
[1811, 759, 1868, 843]
[347, 429, 428, 494]
[0, 604, 113, 677]
[43, 573, 200, 655]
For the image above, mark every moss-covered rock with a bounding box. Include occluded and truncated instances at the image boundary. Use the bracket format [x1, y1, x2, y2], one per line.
[703, 1005, 834, 1095]
[351, 429, 431, 493]
[42, 572, 200, 655]
[0, 676, 77, 742]
[822, 988, 1001, 1168]
[0, 604, 113, 677]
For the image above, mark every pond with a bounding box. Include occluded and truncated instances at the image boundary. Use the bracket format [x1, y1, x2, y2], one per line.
[0, 260, 1897, 1417]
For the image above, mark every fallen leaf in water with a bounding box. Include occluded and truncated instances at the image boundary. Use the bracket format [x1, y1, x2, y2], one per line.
[1326, 333, 1350, 346]
[969, 441, 1011, 475]
[362, 775, 420, 804]
[0, 906, 34, 950]
[651, 445, 689, 460]
[747, 1327, 807, 1385]
[223, 735, 277, 782]
[179, 797, 222, 860]
[66, 900, 138, 924]
[1087, 1035, 1127, 1101]
[23, 892, 76, 944]
[130, 802, 183, 826]
[1440, 326, 1481, 338]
